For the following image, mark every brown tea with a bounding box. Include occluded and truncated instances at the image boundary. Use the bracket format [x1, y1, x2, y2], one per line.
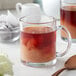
[60, 6, 76, 39]
[21, 26, 56, 63]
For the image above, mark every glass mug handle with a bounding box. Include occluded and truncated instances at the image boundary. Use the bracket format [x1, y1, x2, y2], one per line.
[56, 25, 72, 57]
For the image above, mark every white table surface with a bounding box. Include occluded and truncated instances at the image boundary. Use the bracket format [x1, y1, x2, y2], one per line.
[0, 10, 76, 76]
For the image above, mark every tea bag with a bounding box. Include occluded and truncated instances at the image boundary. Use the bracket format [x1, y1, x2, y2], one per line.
[0, 11, 19, 42]
[7, 10, 19, 26]
[0, 15, 12, 41]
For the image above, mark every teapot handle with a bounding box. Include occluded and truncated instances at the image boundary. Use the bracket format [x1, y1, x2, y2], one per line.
[16, 3, 22, 14]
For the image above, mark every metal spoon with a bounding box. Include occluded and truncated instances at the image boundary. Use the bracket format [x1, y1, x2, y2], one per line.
[52, 55, 76, 76]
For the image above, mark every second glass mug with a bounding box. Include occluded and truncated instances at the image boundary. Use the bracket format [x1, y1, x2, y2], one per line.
[60, 0, 76, 42]
[19, 15, 71, 67]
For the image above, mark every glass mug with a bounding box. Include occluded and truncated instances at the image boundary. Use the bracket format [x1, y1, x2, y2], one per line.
[19, 15, 71, 67]
[60, 0, 76, 42]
